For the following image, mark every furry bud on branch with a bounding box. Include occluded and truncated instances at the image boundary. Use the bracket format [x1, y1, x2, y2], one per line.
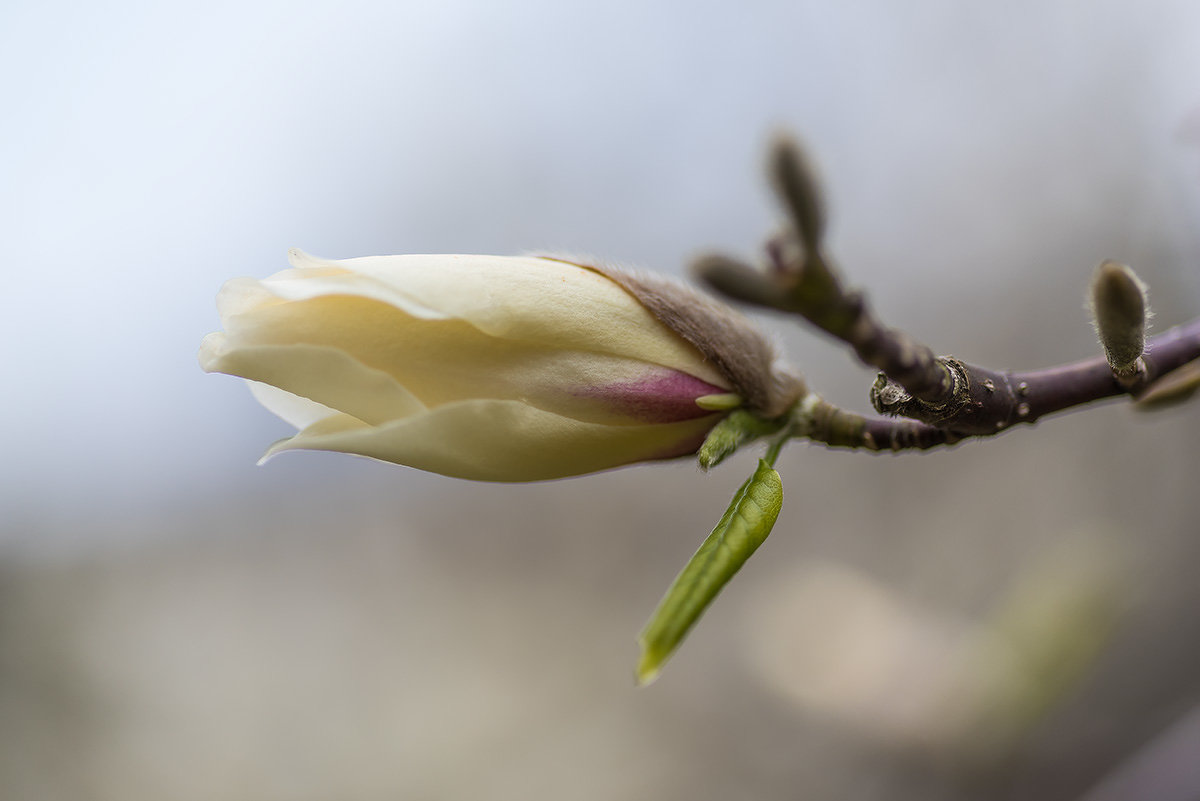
[768, 136, 827, 253]
[1089, 260, 1149, 381]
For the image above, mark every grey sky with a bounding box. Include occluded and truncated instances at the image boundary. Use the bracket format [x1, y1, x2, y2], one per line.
[3, 1, 1198, 549]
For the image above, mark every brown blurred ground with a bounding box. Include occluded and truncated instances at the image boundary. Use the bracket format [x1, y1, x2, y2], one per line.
[3, 383, 1199, 800]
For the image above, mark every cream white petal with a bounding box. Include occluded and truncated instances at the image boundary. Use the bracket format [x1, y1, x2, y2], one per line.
[251, 253, 728, 388]
[286, 248, 343, 271]
[253, 270, 448, 320]
[247, 382, 340, 430]
[262, 399, 720, 482]
[199, 336, 425, 426]
[214, 277, 289, 318]
[213, 292, 720, 424]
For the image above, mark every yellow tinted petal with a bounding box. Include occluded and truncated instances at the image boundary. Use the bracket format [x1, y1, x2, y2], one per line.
[264, 399, 720, 482]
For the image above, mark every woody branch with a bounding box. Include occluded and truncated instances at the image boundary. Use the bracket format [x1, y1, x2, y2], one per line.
[695, 137, 1200, 450]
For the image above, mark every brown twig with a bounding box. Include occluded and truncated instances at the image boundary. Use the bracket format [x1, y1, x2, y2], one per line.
[798, 395, 959, 451]
[868, 317, 1200, 437]
[695, 137, 959, 406]
[695, 136, 1200, 449]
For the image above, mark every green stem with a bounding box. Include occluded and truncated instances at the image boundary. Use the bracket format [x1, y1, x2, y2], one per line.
[763, 436, 785, 467]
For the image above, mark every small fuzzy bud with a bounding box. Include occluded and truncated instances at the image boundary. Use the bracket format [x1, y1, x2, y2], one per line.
[692, 254, 790, 310]
[1135, 357, 1200, 411]
[768, 136, 827, 253]
[1089, 260, 1149, 377]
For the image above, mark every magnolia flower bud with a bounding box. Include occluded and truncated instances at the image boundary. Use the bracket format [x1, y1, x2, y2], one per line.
[200, 250, 803, 481]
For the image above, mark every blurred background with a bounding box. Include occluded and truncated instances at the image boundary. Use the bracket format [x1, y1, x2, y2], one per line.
[3, 1, 1200, 799]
